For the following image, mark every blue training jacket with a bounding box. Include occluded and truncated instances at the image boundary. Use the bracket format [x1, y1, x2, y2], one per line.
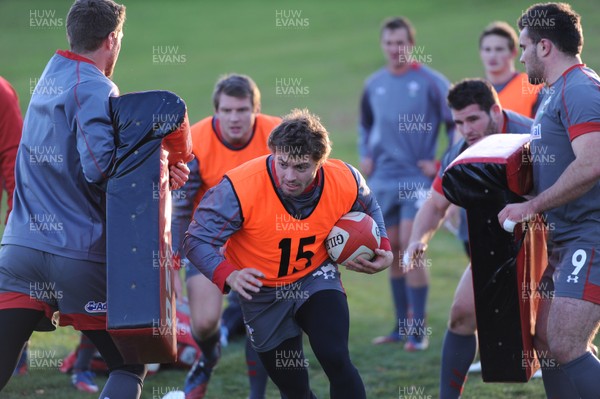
[2, 50, 118, 262]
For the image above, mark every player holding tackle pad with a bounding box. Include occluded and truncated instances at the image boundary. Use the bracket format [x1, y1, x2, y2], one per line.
[0, 1, 192, 397]
[498, 3, 600, 398]
[403, 78, 531, 398]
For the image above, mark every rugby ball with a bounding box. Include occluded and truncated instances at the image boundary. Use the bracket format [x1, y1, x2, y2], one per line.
[325, 212, 381, 266]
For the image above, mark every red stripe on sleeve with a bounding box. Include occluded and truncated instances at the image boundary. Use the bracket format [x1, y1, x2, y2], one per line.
[379, 236, 391, 251]
[568, 122, 600, 141]
[432, 175, 443, 195]
[212, 260, 238, 293]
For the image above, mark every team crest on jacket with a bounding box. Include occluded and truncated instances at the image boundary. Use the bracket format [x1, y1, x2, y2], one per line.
[408, 81, 420, 97]
[539, 94, 552, 116]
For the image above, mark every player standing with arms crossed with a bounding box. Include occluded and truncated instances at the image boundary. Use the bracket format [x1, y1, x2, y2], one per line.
[183, 109, 393, 399]
[499, 3, 600, 398]
[404, 79, 532, 398]
[0, 1, 191, 396]
[359, 16, 455, 350]
[171, 74, 280, 399]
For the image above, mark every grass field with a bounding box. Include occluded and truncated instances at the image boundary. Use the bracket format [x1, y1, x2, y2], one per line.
[1, 0, 600, 398]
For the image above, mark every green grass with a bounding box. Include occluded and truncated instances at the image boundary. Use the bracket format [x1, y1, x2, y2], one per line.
[1, 0, 600, 398]
[4, 231, 551, 398]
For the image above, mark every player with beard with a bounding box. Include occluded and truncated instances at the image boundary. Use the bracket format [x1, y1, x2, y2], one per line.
[404, 79, 532, 398]
[499, 3, 600, 398]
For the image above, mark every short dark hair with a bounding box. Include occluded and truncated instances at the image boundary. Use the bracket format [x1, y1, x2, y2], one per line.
[268, 109, 331, 165]
[517, 2, 582, 56]
[380, 16, 415, 43]
[447, 78, 500, 113]
[212, 74, 261, 113]
[479, 21, 519, 52]
[66, 0, 126, 53]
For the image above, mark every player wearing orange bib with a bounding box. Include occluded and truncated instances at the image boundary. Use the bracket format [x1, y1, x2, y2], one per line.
[189, 111, 280, 206]
[183, 109, 393, 399]
[171, 74, 280, 399]
[480, 21, 540, 118]
[226, 156, 358, 286]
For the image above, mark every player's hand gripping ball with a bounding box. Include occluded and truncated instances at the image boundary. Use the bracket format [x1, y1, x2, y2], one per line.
[325, 212, 381, 266]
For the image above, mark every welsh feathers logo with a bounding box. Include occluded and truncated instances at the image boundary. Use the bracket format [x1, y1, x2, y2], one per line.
[84, 301, 107, 313]
[408, 81, 420, 97]
[540, 94, 552, 115]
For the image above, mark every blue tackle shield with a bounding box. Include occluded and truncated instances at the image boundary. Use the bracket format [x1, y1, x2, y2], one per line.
[106, 90, 191, 364]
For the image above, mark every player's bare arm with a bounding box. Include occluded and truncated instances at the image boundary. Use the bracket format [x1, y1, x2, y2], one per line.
[225, 268, 264, 300]
[417, 159, 439, 178]
[405, 190, 451, 267]
[498, 131, 600, 225]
